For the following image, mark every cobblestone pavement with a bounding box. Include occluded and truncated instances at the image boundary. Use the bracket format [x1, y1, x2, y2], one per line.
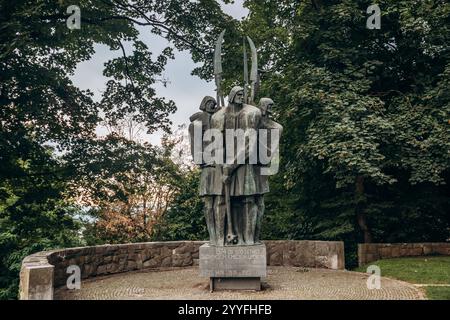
[54, 267, 425, 300]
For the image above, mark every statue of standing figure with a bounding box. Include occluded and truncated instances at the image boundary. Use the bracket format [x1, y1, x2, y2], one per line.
[188, 96, 222, 245]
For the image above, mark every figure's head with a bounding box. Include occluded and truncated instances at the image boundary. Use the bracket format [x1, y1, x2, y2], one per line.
[228, 86, 244, 105]
[199, 96, 218, 114]
[259, 98, 274, 116]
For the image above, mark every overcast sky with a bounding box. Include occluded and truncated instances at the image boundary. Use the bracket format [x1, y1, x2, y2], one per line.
[71, 1, 248, 145]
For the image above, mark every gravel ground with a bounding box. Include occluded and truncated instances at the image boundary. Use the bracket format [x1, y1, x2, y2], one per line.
[54, 266, 424, 300]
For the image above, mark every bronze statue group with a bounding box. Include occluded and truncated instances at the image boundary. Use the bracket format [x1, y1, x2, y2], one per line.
[188, 31, 282, 247]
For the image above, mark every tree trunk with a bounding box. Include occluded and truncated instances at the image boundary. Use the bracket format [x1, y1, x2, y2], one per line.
[355, 175, 372, 243]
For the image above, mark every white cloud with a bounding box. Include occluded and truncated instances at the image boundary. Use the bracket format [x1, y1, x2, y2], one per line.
[70, 0, 248, 145]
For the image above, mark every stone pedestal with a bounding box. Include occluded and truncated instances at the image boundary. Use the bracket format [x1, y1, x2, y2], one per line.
[199, 243, 266, 291]
[19, 264, 54, 300]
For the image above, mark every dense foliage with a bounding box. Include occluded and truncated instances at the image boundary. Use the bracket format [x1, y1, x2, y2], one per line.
[158, 0, 450, 268]
[152, 169, 208, 242]
[236, 0, 450, 265]
[0, 0, 231, 299]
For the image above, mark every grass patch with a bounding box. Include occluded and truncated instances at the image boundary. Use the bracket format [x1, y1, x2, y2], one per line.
[355, 256, 450, 300]
[425, 286, 450, 300]
[355, 256, 450, 284]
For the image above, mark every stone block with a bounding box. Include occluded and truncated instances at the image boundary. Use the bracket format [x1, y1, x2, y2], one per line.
[292, 241, 315, 267]
[199, 244, 266, 278]
[423, 245, 433, 255]
[268, 252, 283, 266]
[161, 246, 172, 258]
[82, 264, 94, 277]
[161, 256, 172, 267]
[105, 245, 118, 253]
[97, 264, 107, 275]
[315, 254, 339, 269]
[106, 263, 116, 273]
[172, 252, 192, 267]
[434, 245, 450, 255]
[391, 247, 401, 257]
[366, 244, 378, 253]
[400, 248, 409, 256]
[282, 241, 295, 264]
[380, 247, 392, 258]
[95, 246, 106, 254]
[143, 258, 159, 268]
[314, 242, 332, 256]
[19, 264, 54, 300]
[173, 242, 194, 255]
[129, 253, 141, 261]
[126, 260, 137, 271]
[212, 277, 261, 291]
[409, 248, 423, 256]
[366, 253, 376, 262]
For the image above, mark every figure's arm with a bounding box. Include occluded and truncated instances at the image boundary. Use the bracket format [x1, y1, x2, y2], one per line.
[188, 112, 205, 164]
[223, 110, 262, 181]
[259, 120, 283, 167]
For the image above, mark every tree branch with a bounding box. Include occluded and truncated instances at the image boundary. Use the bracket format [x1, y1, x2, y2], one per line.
[117, 40, 135, 89]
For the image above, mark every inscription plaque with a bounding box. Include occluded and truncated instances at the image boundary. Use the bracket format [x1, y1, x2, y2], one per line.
[199, 243, 266, 281]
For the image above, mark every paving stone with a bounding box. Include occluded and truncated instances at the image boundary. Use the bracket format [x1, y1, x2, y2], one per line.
[53, 267, 424, 300]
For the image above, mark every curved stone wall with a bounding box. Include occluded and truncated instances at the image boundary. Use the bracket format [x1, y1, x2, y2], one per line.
[358, 242, 450, 266]
[19, 240, 345, 300]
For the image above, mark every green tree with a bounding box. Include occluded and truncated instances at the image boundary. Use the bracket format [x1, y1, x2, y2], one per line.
[152, 168, 207, 242]
[207, 0, 450, 266]
[0, 153, 83, 299]
[0, 0, 233, 298]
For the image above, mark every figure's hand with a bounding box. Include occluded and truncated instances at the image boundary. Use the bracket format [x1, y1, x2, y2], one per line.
[222, 164, 236, 184]
[222, 175, 230, 184]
